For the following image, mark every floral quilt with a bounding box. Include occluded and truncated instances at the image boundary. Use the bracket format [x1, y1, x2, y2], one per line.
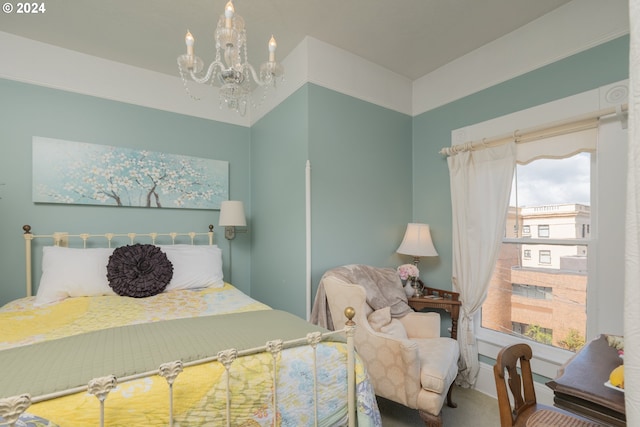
[0, 286, 381, 427]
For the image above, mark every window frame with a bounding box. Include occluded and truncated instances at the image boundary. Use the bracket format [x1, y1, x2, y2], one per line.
[451, 81, 628, 376]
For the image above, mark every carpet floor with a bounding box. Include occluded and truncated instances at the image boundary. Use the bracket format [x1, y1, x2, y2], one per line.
[377, 386, 500, 426]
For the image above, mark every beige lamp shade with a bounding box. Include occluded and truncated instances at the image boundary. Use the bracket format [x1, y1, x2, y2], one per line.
[219, 201, 246, 226]
[397, 223, 438, 257]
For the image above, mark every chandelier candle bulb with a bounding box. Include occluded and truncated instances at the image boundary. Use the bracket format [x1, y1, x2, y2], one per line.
[268, 36, 277, 62]
[185, 31, 194, 57]
[225, 1, 234, 29]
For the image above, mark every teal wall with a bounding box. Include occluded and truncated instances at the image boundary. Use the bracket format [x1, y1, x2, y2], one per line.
[412, 35, 630, 294]
[250, 84, 413, 318]
[250, 86, 310, 316]
[307, 85, 413, 294]
[0, 79, 251, 305]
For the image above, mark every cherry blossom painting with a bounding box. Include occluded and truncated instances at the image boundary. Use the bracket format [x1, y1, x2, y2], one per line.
[32, 137, 228, 209]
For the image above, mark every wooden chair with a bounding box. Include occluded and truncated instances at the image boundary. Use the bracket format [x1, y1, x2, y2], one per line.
[493, 343, 604, 427]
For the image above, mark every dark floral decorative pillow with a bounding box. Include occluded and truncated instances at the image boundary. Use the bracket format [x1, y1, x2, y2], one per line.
[107, 244, 173, 298]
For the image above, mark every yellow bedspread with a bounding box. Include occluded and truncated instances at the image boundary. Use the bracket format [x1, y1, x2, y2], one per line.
[0, 284, 270, 349]
[0, 286, 381, 427]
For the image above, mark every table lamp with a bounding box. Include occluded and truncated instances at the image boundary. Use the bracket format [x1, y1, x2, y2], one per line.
[397, 223, 438, 265]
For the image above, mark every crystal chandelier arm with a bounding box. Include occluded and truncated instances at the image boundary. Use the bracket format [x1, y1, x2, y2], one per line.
[246, 63, 262, 85]
[247, 63, 275, 87]
[189, 60, 223, 85]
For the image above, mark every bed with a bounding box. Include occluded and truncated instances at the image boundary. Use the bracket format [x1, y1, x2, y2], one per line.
[0, 225, 381, 427]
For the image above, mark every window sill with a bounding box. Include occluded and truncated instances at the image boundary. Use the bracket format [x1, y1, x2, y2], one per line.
[477, 327, 575, 379]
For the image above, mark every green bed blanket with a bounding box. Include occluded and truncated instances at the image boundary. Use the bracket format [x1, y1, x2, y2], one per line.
[0, 309, 336, 400]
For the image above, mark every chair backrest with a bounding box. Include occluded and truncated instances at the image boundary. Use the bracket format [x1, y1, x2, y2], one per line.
[493, 343, 537, 426]
[322, 276, 372, 331]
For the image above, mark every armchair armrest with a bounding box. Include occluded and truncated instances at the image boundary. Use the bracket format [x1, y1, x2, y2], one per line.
[399, 312, 441, 339]
[358, 325, 423, 407]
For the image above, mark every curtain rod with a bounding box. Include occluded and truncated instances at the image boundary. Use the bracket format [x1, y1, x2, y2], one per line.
[440, 104, 628, 156]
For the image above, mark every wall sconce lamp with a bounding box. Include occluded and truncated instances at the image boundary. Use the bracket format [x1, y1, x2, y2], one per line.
[219, 200, 247, 240]
[397, 223, 438, 266]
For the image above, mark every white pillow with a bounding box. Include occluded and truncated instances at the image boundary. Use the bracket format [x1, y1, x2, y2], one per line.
[36, 246, 115, 305]
[159, 245, 224, 290]
[380, 319, 408, 340]
[367, 306, 408, 340]
[368, 307, 392, 331]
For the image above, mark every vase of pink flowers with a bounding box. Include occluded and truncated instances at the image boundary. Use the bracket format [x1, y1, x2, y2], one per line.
[397, 264, 420, 297]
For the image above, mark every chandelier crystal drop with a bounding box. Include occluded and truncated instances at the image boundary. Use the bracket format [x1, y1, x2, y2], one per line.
[177, 1, 284, 116]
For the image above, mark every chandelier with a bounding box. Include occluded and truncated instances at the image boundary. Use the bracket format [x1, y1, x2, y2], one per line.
[177, 1, 284, 116]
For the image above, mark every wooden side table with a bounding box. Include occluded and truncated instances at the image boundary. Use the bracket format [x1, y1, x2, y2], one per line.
[407, 284, 461, 340]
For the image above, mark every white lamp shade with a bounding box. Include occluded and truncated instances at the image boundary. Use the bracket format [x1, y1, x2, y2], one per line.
[219, 201, 246, 226]
[397, 223, 438, 257]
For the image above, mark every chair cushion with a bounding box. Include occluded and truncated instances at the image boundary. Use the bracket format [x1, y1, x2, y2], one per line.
[415, 337, 459, 394]
[526, 408, 603, 427]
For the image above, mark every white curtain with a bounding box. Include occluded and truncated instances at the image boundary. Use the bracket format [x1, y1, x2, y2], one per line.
[626, 1, 640, 424]
[448, 142, 516, 387]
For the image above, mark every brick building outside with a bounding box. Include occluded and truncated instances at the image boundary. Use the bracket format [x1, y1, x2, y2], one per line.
[482, 204, 589, 351]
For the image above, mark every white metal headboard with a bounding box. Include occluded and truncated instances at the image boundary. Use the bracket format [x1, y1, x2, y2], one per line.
[22, 224, 215, 298]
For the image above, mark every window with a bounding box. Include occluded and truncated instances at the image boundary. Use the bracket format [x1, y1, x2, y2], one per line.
[539, 250, 551, 264]
[582, 224, 590, 238]
[453, 82, 628, 381]
[482, 148, 592, 354]
[512, 283, 552, 299]
[538, 225, 550, 238]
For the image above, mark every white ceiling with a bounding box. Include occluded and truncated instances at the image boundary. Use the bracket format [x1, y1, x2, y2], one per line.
[0, 0, 573, 81]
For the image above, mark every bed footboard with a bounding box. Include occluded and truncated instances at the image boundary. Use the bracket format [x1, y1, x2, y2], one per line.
[0, 308, 358, 427]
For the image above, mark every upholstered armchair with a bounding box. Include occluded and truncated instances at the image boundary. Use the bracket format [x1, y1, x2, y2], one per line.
[312, 265, 459, 427]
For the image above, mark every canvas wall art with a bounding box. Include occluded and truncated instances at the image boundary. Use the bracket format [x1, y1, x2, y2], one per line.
[32, 137, 228, 209]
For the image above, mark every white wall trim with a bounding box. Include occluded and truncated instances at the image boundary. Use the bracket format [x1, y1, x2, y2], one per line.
[249, 37, 310, 124]
[413, 0, 629, 116]
[0, 31, 250, 127]
[253, 37, 414, 121]
[0, 0, 630, 124]
[304, 37, 412, 116]
[451, 85, 603, 146]
[0, 31, 411, 126]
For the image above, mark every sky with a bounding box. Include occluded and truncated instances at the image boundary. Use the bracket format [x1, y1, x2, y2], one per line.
[510, 152, 591, 208]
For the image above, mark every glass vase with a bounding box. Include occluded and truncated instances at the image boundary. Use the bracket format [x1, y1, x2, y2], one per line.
[410, 277, 422, 297]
